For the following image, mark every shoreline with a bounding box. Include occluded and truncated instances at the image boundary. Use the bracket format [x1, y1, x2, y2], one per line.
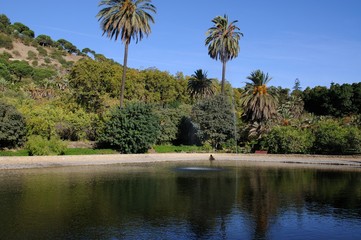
[0, 153, 361, 170]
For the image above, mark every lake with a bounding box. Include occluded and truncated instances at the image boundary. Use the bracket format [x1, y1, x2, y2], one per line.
[0, 161, 360, 239]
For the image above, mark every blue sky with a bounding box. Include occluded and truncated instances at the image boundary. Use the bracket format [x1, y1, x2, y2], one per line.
[1, 0, 361, 89]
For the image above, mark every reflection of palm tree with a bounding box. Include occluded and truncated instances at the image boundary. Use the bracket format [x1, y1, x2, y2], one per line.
[205, 15, 243, 93]
[187, 69, 214, 99]
[97, 0, 156, 107]
[241, 70, 278, 122]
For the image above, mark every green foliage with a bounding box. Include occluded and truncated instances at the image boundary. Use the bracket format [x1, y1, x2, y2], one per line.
[0, 33, 13, 49]
[25, 135, 66, 156]
[303, 83, 361, 116]
[262, 126, 314, 154]
[27, 50, 37, 60]
[97, 103, 160, 153]
[35, 34, 54, 47]
[56, 39, 78, 54]
[191, 95, 235, 149]
[0, 62, 11, 82]
[9, 60, 33, 81]
[187, 69, 214, 99]
[0, 101, 26, 149]
[0, 149, 28, 156]
[155, 104, 192, 145]
[153, 145, 202, 153]
[32, 68, 56, 82]
[0, 14, 11, 33]
[11, 22, 35, 38]
[240, 70, 278, 122]
[36, 46, 48, 56]
[205, 15, 242, 92]
[313, 119, 361, 154]
[69, 59, 119, 112]
[19, 102, 98, 141]
[63, 148, 117, 155]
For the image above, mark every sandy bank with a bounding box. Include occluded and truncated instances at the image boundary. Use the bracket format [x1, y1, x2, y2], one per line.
[0, 153, 361, 170]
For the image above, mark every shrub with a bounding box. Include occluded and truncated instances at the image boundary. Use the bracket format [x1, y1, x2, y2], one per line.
[32, 68, 56, 82]
[0, 62, 11, 81]
[97, 103, 160, 153]
[155, 104, 192, 145]
[191, 95, 235, 149]
[12, 50, 20, 57]
[27, 50, 37, 60]
[25, 135, 66, 156]
[0, 101, 26, 149]
[313, 119, 361, 154]
[0, 33, 13, 49]
[37, 46, 48, 56]
[31, 60, 38, 67]
[262, 126, 314, 154]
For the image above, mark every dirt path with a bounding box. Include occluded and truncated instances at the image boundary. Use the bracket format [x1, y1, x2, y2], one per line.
[1, 153, 361, 170]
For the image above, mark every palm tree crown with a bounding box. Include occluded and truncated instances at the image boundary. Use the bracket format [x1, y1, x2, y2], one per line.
[205, 15, 243, 93]
[97, 0, 156, 44]
[97, 0, 156, 107]
[241, 70, 278, 122]
[187, 69, 214, 99]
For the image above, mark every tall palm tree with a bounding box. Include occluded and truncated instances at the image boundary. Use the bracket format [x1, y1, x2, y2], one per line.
[240, 70, 278, 122]
[97, 0, 156, 107]
[187, 69, 214, 99]
[205, 15, 243, 93]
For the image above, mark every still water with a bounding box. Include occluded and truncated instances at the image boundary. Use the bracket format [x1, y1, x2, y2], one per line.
[0, 161, 360, 240]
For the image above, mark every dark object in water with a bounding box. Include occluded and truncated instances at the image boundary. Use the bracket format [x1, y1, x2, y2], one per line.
[209, 154, 215, 161]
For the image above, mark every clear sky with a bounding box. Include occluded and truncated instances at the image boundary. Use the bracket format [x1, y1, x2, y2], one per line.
[1, 0, 361, 89]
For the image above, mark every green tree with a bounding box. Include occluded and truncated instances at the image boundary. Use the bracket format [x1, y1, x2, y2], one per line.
[68, 59, 120, 112]
[11, 22, 34, 38]
[56, 39, 78, 53]
[97, 0, 156, 107]
[9, 60, 33, 81]
[191, 94, 235, 149]
[187, 69, 214, 99]
[0, 101, 26, 149]
[0, 14, 11, 33]
[97, 103, 160, 153]
[240, 70, 278, 122]
[36, 34, 54, 47]
[205, 15, 243, 93]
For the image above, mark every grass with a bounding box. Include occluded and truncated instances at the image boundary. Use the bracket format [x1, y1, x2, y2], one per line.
[63, 148, 118, 155]
[0, 150, 29, 156]
[153, 145, 204, 153]
[0, 148, 118, 156]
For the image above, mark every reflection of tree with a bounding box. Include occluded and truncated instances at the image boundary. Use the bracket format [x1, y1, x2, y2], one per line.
[0, 166, 360, 239]
[176, 173, 236, 238]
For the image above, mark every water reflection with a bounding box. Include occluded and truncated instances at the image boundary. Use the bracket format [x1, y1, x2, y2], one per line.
[0, 162, 360, 239]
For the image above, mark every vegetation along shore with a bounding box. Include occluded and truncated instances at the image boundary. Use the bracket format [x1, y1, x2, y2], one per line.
[1, 5, 361, 157]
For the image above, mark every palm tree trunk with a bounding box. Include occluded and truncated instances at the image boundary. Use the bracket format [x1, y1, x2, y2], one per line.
[221, 60, 226, 94]
[120, 42, 129, 108]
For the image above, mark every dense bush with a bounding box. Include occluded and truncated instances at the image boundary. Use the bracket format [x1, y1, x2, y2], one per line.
[0, 62, 11, 81]
[155, 104, 192, 145]
[191, 95, 235, 149]
[0, 33, 13, 49]
[32, 68, 56, 83]
[97, 103, 160, 153]
[262, 126, 314, 154]
[25, 135, 66, 156]
[0, 101, 26, 149]
[312, 120, 361, 154]
[20, 103, 97, 141]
